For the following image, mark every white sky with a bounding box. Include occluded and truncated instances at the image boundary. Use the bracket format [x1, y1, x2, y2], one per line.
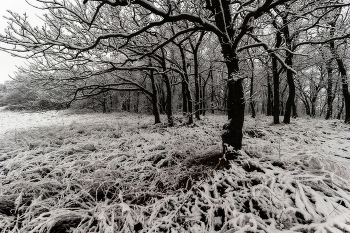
[0, 0, 44, 84]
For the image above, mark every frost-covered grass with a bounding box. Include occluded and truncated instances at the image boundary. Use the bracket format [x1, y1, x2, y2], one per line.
[0, 110, 350, 232]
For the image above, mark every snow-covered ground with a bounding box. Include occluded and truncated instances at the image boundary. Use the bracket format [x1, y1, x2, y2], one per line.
[0, 109, 350, 232]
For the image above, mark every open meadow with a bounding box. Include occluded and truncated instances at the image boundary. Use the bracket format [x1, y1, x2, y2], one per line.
[1, 109, 350, 232]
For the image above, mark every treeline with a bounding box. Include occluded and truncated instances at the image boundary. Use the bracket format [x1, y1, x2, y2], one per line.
[0, 51, 346, 122]
[1, 0, 350, 149]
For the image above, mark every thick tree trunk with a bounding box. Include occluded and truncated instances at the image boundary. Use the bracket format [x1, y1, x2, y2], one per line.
[209, 0, 245, 151]
[222, 60, 245, 150]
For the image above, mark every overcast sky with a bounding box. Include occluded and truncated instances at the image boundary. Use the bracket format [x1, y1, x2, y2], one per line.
[0, 0, 44, 84]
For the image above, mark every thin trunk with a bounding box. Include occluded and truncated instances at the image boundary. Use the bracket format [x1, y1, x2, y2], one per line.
[194, 51, 200, 120]
[109, 94, 113, 112]
[261, 92, 266, 115]
[267, 75, 273, 116]
[199, 74, 203, 115]
[150, 68, 161, 124]
[329, 19, 350, 123]
[201, 72, 209, 116]
[211, 68, 215, 114]
[102, 97, 107, 113]
[301, 99, 311, 116]
[202, 83, 206, 116]
[272, 31, 282, 124]
[182, 80, 188, 114]
[280, 101, 284, 116]
[311, 97, 317, 117]
[249, 64, 256, 118]
[135, 91, 139, 113]
[191, 32, 204, 120]
[187, 86, 194, 124]
[179, 45, 193, 124]
[335, 58, 350, 123]
[320, 101, 327, 117]
[337, 97, 344, 119]
[282, 21, 296, 124]
[161, 49, 174, 126]
[325, 59, 334, 119]
[163, 75, 174, 126]
[292, 100, 298, 118]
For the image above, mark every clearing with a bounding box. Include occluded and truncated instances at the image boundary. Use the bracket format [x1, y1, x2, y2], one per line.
[1, 110, 350, 232]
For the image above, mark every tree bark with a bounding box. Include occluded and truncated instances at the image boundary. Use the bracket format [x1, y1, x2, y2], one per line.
[211, 67, 215, 114]
[325, 59, 334, 119]
[206, 0, 245, 151]
[337, 97, 344, 120]
[194, 49, 201, 120]
[272, 31, 282, 124]
[149, 68, 161, 124]
[328, 21, 350, 123]
[301, 98, 311, 116]
[161, 49, 174, 126]
[191, 32, 204, 120]
[311, 97, 317, 117]
[179, 45, 193, 124]
[182, 80, 188, 114]
[267, 75, 273, 116]
[135, 91, 139, 113]
[222, 59, 245, 150]
[201, 73, 208, 116]
[250, 74, 256, 118]
[282, 22, 296, 124]
[248, 54, 256, 118]
[334, 58, 350, 123]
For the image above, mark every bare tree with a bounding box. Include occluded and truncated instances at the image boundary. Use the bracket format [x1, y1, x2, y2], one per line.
[2, 0, 350, 151]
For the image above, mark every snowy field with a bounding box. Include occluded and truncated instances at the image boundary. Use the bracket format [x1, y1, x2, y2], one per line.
[0, 109, 350, 232]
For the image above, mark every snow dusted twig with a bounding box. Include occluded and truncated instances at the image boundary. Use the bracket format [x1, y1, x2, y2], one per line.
[324, 200, 343, 220]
